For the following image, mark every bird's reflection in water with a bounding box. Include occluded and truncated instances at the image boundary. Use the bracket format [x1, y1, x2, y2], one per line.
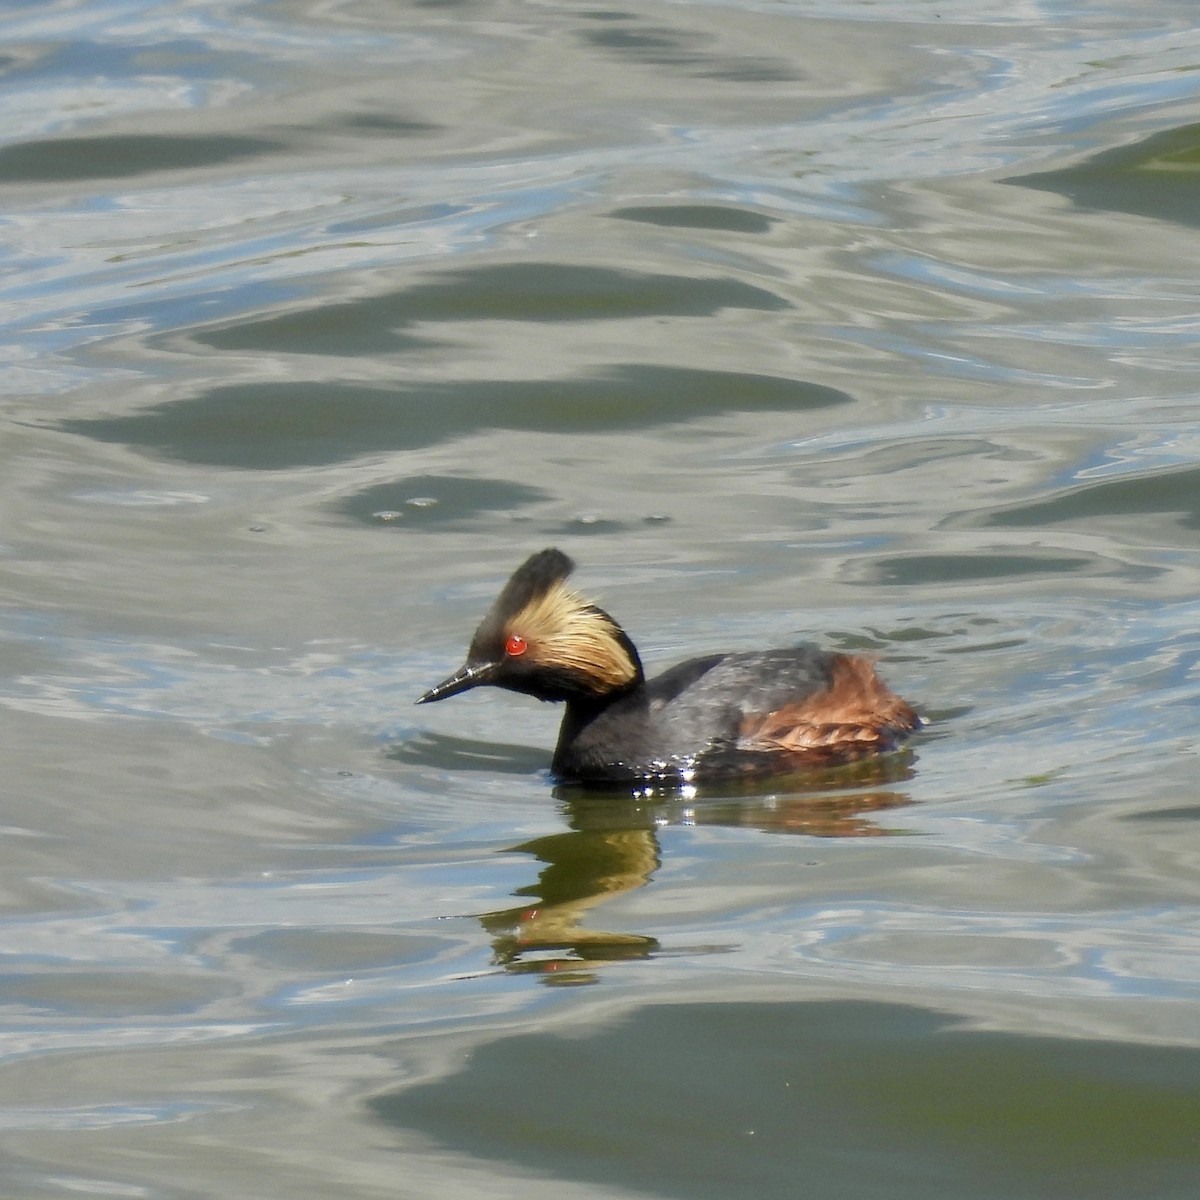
[481, 825, 662, 985]
[481, 751, 916, 985]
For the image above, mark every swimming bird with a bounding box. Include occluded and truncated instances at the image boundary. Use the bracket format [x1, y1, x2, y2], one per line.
[417, 548, 919, 784]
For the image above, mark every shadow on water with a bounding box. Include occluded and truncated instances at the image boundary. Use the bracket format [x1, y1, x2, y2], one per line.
[971, 464, 1200, 532]
[1007, 120, 1200, 228]
[0, 133, 288, 182]
[371, 999, 1200, 1200]
[607, 203, 778, 233]
[576, 11, 802, 82]
[53, 365, 849, 468]
[335, 475, 552, 529]
[392, 730, 551, 777]
[195, 262, 791, 355]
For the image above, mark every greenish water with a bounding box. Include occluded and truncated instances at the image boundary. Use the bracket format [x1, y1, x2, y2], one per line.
[377, 1002, 1200, 1199]
[2, 2, 1200, 1197]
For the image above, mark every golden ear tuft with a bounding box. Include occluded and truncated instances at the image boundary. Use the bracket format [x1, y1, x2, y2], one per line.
[509, 580, 639, 692]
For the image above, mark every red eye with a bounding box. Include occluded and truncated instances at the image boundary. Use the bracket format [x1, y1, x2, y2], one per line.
[505, 633, 527, 657]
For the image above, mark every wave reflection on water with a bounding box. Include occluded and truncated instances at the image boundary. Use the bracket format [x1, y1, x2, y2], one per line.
[3, 0, 1200, 1196]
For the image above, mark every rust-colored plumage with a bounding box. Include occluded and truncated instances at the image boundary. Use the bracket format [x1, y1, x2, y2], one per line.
[740, 653, 919, 760]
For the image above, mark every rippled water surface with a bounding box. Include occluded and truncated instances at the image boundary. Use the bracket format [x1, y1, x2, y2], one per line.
[4, 1, 1200, 1196]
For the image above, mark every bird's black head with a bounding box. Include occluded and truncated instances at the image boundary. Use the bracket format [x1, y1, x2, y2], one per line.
[416, 548, 643, 706]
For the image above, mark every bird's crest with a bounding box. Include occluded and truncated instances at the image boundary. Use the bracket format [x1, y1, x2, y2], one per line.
[475, 548, 641, 693]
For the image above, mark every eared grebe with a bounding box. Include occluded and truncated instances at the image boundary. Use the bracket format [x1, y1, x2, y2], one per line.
[416, 548, 919, 784]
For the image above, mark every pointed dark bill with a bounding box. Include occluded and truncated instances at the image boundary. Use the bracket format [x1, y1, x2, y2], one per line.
[415, 661, 498, 704]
